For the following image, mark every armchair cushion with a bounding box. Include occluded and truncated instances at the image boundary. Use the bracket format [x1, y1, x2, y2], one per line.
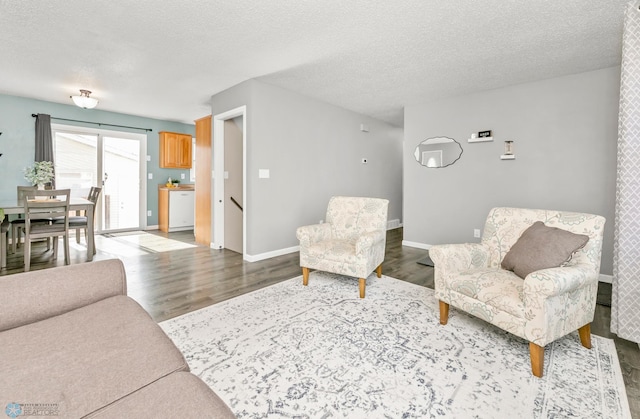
[501, 221, 589, 279]
[445, 268, 525, 318]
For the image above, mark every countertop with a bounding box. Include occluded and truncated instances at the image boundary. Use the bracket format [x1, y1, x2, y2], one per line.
[158, 184, 195, 191]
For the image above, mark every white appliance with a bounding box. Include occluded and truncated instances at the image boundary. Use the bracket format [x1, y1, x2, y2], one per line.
[168, 190, 195, 232]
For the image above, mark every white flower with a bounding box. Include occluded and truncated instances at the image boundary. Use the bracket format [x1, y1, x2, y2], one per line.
[24, 161, 54, 186]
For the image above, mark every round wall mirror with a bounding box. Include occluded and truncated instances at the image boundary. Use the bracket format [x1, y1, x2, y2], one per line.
[414, 137, 463, 168]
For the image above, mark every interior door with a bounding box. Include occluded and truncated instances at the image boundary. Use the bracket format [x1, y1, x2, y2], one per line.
[53, 125, 146, 233]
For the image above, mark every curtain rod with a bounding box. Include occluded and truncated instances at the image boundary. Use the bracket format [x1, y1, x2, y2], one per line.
[31, 114, 153, 132]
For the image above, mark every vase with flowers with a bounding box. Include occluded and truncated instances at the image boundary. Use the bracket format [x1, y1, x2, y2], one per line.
[24, 161, 55, 193]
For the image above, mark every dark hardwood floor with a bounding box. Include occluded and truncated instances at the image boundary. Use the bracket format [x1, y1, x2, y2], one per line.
[1, 228, 638, 417]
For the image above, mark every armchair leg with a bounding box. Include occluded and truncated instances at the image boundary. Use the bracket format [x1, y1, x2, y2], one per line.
[375, 264, 382, 278]
[439, 301, 449, 325]
[302, 267, 309, 286]
[359, 278, 366, 298]
[529, 342, 544, 378]
[578, 323, 592, 349]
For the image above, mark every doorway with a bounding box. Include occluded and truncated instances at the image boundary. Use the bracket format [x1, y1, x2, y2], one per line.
[52, 124, 147, 233]
[212, 106, 246, 257]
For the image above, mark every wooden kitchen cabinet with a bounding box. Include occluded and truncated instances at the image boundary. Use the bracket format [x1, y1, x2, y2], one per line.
[194, 115, 212, 245]
[159, 131, 192, 168]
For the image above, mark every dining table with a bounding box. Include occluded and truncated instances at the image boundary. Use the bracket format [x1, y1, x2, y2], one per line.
[0, 197, 95, 262]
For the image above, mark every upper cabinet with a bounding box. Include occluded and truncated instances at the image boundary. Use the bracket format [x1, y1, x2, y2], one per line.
[159, 131, 192, 169]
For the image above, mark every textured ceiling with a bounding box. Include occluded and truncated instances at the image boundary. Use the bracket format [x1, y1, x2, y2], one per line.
[0, 0, 629, 127]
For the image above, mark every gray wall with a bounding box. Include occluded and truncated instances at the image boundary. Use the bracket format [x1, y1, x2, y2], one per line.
[211, 80, 403, 257]
[403, 67, 620, 275]
[0, 94, 194, 226]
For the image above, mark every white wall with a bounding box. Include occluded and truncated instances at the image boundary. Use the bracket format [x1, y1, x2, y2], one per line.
[211, 80, 403, 258]
[403, 67, 620, 275]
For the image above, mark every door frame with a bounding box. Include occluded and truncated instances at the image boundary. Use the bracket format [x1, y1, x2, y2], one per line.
[51, 123, 148, 232]
[212, 106, 247, 258]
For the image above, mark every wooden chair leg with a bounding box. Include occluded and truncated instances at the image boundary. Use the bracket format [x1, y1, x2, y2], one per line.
[376, 264, 382, 278]
[24, 239, 31, 272]
[76, 228, 81, 244]
[302, 267, 309, 286]
[63, 234, 70, 265]
[359, 278, 366, 298]
[53, 237, 58, 259]
[89, 228, 96, 255]
[578, 323, 592, 349]
[529, 342, 544, 378]
[11, 226, 18, 253]
[0, 231, 6, 269]
[439, 300, 449, 325]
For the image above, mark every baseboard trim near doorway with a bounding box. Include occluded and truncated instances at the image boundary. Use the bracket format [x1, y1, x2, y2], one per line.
[244, 245, 299, 262]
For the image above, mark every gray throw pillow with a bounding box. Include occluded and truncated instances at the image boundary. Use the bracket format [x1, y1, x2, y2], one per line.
[501, 221, 589, 279]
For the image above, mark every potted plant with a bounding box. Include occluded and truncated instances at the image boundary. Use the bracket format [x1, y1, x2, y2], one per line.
[24, 161, 54, 189]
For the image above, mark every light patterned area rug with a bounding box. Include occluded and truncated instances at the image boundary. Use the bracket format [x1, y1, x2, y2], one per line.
[160, 272, 631, 418]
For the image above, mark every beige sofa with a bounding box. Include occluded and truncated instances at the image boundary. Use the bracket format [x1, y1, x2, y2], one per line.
[0, 259, 235, 418]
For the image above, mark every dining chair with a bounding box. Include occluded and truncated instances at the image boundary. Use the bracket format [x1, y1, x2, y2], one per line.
[54, 186, 101, 255]
[23, 189, 71, 272]
[0, 216, 9, 269]
[11, 186, 37, 253]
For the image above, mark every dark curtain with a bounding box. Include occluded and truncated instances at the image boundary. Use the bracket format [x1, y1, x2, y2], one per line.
[34, 113, 55, 187]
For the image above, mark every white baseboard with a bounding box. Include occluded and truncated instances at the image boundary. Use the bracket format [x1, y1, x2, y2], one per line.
[244, 245, 299, 262]
[145, 225, 159, 230]
[599, 274, 613, 284]
[402, 240, 431, 250]
[387, 219, 402, 230]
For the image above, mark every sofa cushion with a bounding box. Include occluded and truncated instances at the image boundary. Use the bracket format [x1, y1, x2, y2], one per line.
[0, 259, 127, 332]
[501, 221, 589, 278]
[87, 371, 235, 418]
[0, 295, 189, 418]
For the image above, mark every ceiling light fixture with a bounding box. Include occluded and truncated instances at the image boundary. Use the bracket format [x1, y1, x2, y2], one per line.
[71, 89, 99, 109]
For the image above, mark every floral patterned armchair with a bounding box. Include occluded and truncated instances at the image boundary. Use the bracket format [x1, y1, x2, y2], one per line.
[429, 207, 606, 377]
[296, 196, 389, 298]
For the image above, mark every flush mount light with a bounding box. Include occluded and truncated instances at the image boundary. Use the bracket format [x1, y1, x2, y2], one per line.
[71, 89, 99, 109]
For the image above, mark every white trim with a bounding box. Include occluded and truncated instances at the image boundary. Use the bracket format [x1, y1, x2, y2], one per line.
[212, 106, 247, 259]
[244, 245, 300, 262]
[387, 219, 402, 230]
[145, 225, 159, 230]
[599, 274, 613, 284]
[51, 123, 148, 232]
[402, 240, 432, 250]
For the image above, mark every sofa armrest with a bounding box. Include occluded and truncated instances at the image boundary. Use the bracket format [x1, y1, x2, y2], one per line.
[296, 223, 332, 247]
[0, 259, 127, 332]
[523, 263, 597, 298]
[355, 231, 385, 255]
[429, 243, 490, 272]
